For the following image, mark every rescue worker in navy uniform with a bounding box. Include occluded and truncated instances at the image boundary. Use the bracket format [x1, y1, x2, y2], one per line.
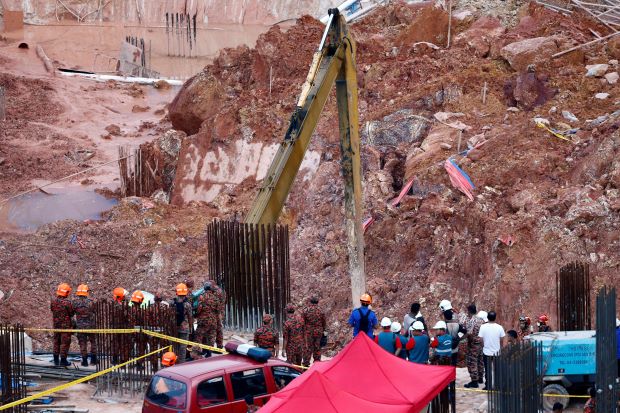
[348, 293, 378, 338]
[283, 304, 305, 365]
[73, 284, 98, 366]
[51, 283, 75, 367]
[301, 296, 326, 366]
[254, 314, 279, 357]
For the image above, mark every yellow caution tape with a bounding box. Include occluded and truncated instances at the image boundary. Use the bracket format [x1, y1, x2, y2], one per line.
[455, 387, 590, 398]
[25, 328, 137, 334]
[25, 327, 310, 371]
[0, 345, 172, 411]
[536, 122, 572, 142]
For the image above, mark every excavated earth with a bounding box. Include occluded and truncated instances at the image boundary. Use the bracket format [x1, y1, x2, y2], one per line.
[1, 1, 620, 366]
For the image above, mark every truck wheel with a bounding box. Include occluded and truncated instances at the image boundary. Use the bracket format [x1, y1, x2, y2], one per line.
[543, 384, 569, 412]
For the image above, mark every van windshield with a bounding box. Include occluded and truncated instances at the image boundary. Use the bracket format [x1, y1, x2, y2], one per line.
[146, 376, 187, 409]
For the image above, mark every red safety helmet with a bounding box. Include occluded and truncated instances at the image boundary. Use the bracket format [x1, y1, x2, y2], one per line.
[56, 283, 72, 297]
[131, 290, 144, 304]
[76, 284, 89, 297]
[113, 287, 127, 302]
[176, 283, 188, 296]
[161, 351, 177, 367]
[538, 314, 549, 323]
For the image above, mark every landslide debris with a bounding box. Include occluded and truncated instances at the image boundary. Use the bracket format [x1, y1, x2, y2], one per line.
[2, 1, 620, 354]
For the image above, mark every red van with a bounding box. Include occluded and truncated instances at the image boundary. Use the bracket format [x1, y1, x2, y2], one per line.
[142, 355, 302, 413]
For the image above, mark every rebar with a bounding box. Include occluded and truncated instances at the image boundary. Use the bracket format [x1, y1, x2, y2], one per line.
[0, 324, 27, 413]
[208, 220, 291, 332]
[595, 286, 618, 413]
[488, 341, 542, 413]
[94, 301, 176, 399]
[0, 86, 6, 121]
[556, 261, 591, 331]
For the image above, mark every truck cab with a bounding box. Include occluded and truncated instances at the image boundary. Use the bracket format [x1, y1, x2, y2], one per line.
[142, 355, 301, 413]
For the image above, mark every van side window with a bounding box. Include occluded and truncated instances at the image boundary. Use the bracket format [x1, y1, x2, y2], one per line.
[197, 376, 228, 408]
[272, 366, 301, 390]
[230, 368, 268, 400]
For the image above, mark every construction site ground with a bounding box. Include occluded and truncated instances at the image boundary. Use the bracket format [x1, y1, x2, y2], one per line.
[2, 0, 620, 411]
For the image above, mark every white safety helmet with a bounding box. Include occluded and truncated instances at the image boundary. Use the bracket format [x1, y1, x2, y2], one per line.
[439, 299, 453, 311]
[477, 311, 489, 323]
[432, 321, 447, 330]
[616, 318, 620, 327]
[380, 317, 392, 327]
[410, 321, 425, 331]
[390, 322, 402, 333]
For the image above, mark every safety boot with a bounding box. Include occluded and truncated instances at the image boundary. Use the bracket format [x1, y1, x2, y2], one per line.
[464, 381, 478, 388]
[90, 354, 98, 365]
[81, 356, 89, 367]
[59, 357, 71, 367]
[52, 354, 60, 366]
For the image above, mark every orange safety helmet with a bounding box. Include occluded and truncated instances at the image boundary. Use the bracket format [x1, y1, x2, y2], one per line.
[76, 284, 89, 297]
[131, 290, 145, 304]
[113, 287, 127, 302]
[56, 283, 72, 297]
[161, 351, 177, 367]
[176, 283, 189, 296]
[538, 314, 549, 323]
[360, 293, 372, 305]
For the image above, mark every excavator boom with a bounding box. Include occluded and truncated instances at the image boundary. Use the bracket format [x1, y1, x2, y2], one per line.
[244, 9, 365, 307]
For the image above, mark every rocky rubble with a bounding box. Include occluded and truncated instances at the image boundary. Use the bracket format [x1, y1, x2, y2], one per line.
[2, 1, 620, 354]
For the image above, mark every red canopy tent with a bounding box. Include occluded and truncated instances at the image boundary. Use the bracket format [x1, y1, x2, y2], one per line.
[259, 370, 414, 413]
[261, 333, 455, 412]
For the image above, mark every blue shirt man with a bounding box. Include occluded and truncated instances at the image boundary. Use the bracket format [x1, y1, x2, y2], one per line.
[348, 295, 378, 338]
[407, 321, 430, 364]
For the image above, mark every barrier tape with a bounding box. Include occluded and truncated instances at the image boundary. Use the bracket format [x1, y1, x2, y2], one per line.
[0, 346, 172, 411]
[25, 328, 136, 334]
[455, 387, 591, 398]
[25, 327, 310, 371]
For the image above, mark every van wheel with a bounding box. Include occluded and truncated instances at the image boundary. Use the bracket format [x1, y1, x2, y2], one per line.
[543, 384, 569, 412]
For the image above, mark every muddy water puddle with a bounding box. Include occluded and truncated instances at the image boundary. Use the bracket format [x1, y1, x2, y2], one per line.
[0, 189, 117, 232]
[7, 23, 269, 79]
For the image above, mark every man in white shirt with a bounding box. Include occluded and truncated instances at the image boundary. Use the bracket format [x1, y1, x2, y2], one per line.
[478, 311, 505, 390]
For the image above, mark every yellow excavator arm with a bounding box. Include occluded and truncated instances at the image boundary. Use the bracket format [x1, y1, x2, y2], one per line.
[244, 9, 365, 307]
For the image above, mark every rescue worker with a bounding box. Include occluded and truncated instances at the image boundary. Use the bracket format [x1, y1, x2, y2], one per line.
[129, 290, 149, 366]
[348, 293, 378, 338]
[254, 314, 279, 357]
[154, 352, 178, 394]
[391, 321, 409, 360]
[517, 315, 533, 340]
[171, 283, 193, 363]
[464, 304, 484, 388]
[407, 321, 430, 364]
[51, 283, 75, 367]
[195, 282, 220, 354]
[111, 287, 129, 364]
[301, 295, 326, 366]
[73, 284, 97, 366]
[403, 302, 427, 335]
[443, 309, 465, 366]
[282, 304, 305, 365]
[374, 317, 404, 356]
[113, 287, 128, 304]
[212, 282, 226, 348]
[430, 321, 453, 365]
[537, 314, 552, 332]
